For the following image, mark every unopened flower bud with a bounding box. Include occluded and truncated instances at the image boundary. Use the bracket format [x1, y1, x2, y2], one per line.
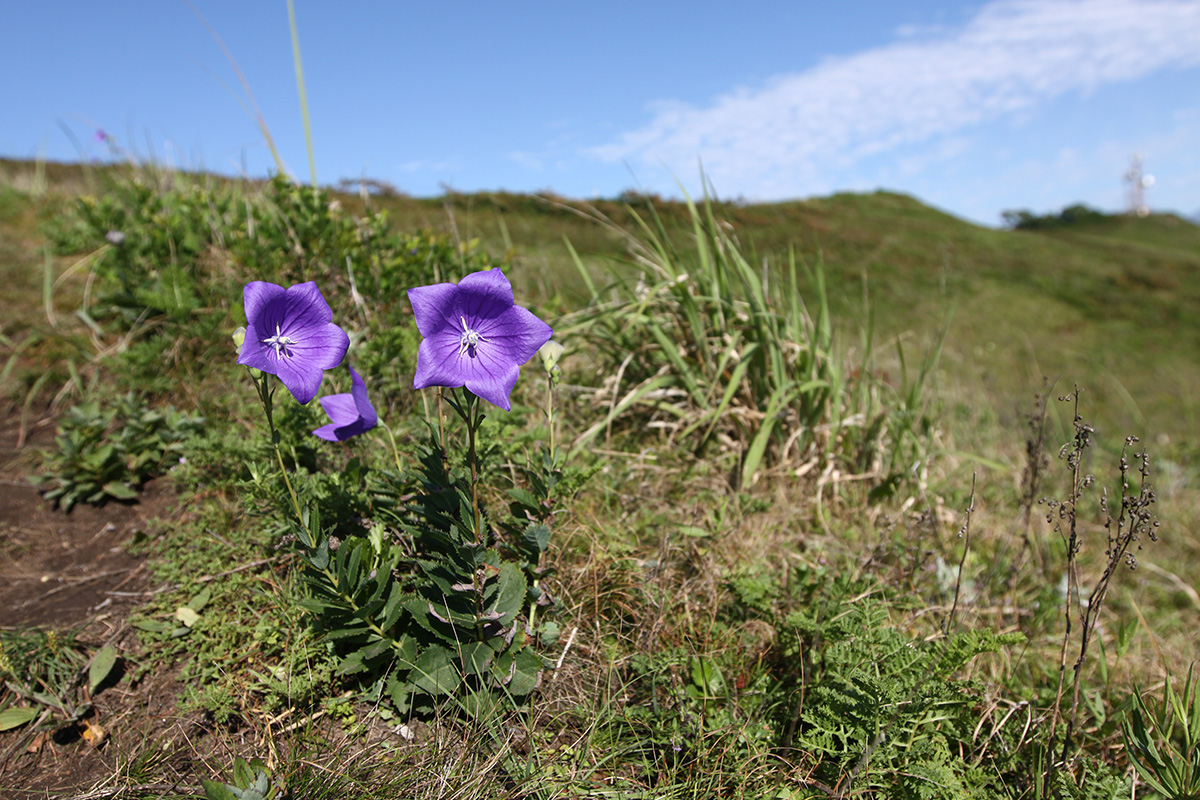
[539, 340, 565, 373]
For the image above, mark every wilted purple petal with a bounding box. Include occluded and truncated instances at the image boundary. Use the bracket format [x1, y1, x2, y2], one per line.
[237, 280, 349, 404]
[407, 269, 552, 411]
[313, 367, 377, 441]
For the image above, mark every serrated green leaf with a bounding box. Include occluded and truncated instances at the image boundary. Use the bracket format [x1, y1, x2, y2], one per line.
[0, 706, 39, 731]
[486, 562, 526, 625]
[88, 644, 119, 695]
[521, 522, 552, 558]
[380, 583, 407, 632]
[507, 487, 540, 509]
[409, 644, 461, 696]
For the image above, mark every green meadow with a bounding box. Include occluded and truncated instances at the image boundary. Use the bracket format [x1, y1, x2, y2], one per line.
[1, 156, 1198, 799]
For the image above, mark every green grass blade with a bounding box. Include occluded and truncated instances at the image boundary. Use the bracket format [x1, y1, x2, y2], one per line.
[288, 0, 318, 187]
[741, 383, 800, 487]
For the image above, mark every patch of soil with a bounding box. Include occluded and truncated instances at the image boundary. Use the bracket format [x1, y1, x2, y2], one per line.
[0, 408, 164, 630]
[0, 405, 211, 797]
[0, 479, 163, 630]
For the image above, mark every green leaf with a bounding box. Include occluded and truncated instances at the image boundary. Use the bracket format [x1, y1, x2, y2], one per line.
[409, 644, 461, 696]
[521, 522, 552, 558]
[459, 641, 495, 676]
[132, 618, 172, 634]
[201, 780, 240, 800]
[88, 644, 119, 695]
[690, 657, 725, 696]
[187, 586, 212, 612]
[507, 487, 540, 509]
[0, 706, 39, 731]
[232, 756, 254, 788]
[507, 648, 543, 697]
[740, 383, 800, 487]
[486, 562, 526, 626]
[538, 621, 561, 647]
[102, 481, 138, 500]
[380, 583, 408, 632]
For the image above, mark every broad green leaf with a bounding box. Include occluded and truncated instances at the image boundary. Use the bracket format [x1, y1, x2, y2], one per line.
[200, 780, 240, 800]
[88, 644, 119, 695]
[102, 481, 138, 500]
[0, 706, 39, 731]
[459, 641, 495, 676]
[409, 644, 460, 696]
[690, 658, 725, 696]
[521, 523, 551, 558]
[507, 649, 543, 697]
[486, 562, 526, 625]
[507, 487, 540, 509]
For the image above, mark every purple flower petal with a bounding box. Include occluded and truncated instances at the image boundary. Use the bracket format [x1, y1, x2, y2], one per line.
[407, 282, 461, 337]
[349, 367, 378, 427]
[313, 367, 378, 441]
[407, 269, 552, 410]
[237, 281, 349, 404]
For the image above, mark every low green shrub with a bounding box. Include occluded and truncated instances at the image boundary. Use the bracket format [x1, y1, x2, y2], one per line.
[37, 393, 204, 510]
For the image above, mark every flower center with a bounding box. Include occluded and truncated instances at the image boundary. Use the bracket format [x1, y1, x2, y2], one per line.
[262, 324, 299, 359]
[458, 316, 488, 358]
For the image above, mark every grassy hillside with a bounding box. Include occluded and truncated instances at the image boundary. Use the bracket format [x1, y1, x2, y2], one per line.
[2, 159, 1198, 798]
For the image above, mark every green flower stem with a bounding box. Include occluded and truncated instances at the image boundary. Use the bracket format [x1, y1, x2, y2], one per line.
[377, 420, 404, 473]
[252, 370, 402, 653]
[464, 390, 484, 543]
[253, 371, 305, 530]
[546, 369, 557, 465]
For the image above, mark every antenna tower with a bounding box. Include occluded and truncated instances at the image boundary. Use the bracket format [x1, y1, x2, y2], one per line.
[1124, 155, 1154, 217]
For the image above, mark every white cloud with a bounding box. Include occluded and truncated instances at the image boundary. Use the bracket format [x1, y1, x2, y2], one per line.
[589, 0, 1200, 200]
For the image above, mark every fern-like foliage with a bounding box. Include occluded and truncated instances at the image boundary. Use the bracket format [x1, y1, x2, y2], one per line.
[765, 567, 1026, 797]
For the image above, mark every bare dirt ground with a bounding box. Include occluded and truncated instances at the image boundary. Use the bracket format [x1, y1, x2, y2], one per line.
[0, 405, 207, 798]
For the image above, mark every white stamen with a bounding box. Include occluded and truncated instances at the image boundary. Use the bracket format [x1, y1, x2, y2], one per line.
[458, 316, 487, 357]
[262, 324, 298, 359]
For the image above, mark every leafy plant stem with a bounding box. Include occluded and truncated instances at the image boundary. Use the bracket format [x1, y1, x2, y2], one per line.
[253, 370, 305, 535]
[465, 390, 484, 543]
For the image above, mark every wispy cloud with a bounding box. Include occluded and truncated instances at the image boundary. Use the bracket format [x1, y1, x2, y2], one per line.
[589, 0, 1200, 199]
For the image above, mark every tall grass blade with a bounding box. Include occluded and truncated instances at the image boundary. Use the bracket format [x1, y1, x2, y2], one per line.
[288, 0, 318, 187]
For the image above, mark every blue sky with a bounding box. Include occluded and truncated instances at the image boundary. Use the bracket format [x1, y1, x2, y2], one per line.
[2, 0, 1198, 226]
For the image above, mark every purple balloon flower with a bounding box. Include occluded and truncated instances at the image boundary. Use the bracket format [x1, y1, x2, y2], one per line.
[313, 367, 378, 441]
[407, 269, 553, 411]
[237, 281, 350, 405]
